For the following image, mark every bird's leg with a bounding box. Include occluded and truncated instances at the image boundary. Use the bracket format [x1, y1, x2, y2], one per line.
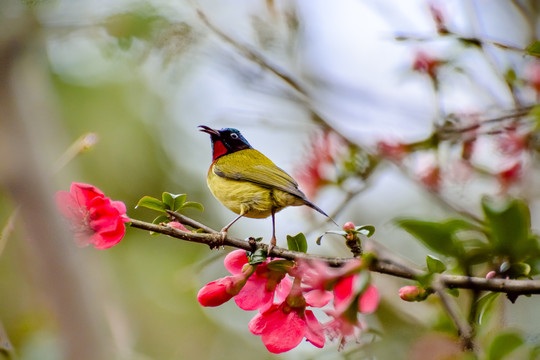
[221, 213, 244, 233]
[270, 209, 277, 247]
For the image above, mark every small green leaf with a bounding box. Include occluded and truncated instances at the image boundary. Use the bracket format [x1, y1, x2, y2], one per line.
[180, 201, 204, 212]
[508, 262, 531, 278]
[152, 215, 170, 225]
[396, 219, 468, 257]
[525, 41, 540, 57]
[488, 331, 524, 360]
[316, 230, 347, 245]
[476, 292, 500, 325]
[482, 197, 533, 261]
[172, 194, 187, 211]
[446, 288, 459, 297]
[426, 255, 447, 273]
[287, 233, 308, 253]
[356, 225, 375, 237]
[266, 259, 295, 272]
[248, 248, 267, 265]
[161, 192, 175, 209]
[136, 196, 166, 212]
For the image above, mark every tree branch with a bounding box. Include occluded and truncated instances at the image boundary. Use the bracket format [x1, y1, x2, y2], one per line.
[129, 217, 540, 295]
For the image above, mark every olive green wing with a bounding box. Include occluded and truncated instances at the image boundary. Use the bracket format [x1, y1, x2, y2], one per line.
[213, 149, 306, 199]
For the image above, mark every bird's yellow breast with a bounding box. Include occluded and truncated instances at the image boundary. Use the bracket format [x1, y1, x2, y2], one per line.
[207, 164, 303, 219]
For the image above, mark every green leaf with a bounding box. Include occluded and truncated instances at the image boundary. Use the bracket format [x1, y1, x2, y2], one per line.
[287, 233, 308, 253]
[180, 201, 204, 212]
[248, 249, 267, 265]
[476, 292, 500, 325]
[396, 219, 469, 257]
[482, 197, 533, 260]
[426, 255, 447, 273]
[525, 41, 540, 57]
[161, 192, 175, 209]
[136, 196, 166, 212]
[266, 259, 295, 272]
[488, 331, 524, 360]
[446, 288, 459, 297]
[356, 225, 376, 237]
[316, 230, 347, 245]
[152, 215, 170, 225]
[172, 194, 187, 211]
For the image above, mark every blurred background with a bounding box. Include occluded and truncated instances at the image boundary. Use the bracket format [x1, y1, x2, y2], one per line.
[1, 0, 540, 359]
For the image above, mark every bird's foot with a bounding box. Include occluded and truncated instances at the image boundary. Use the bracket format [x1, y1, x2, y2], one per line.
[209, 229, 227, 250]
[266, 236, 277, 258]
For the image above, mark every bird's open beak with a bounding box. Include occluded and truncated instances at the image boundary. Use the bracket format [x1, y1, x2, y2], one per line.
[198, 125, 220, 136]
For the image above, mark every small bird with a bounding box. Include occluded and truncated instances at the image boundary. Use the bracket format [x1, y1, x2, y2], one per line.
[199, 125, 333, 245]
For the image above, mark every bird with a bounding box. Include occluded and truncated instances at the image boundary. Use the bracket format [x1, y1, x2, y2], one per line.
[199, 125, 333, 246]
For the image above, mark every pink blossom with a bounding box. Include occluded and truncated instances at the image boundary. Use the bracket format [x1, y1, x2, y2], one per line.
[323, 309, 365, 350]
[342, 222, 355, 231]
[55, 182, 129, 249]
[485, 271, 497, 279]
[168, 221, 190, 232]
[498, 132, 527, 157]
[296, 130, 345, 198]
[412, 51, 442, 79]
[197, 274, 248, 307]
[497, 162, 522, 191]
[249, 283, 325, 353]
[526, 61, 540, 96]
[419, 164, 441, 192]
[377, 140, 408, 162]
[399, 285, 428, 302]
[199, 250, 292, 311]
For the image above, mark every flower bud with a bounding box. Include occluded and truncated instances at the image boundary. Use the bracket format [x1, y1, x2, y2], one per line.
[485, 270, 497, 279]
[343, 222, 355, 231]
[399, 285, 428, 302]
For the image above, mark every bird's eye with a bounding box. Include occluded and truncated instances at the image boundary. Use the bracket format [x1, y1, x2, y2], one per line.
[230, 133, 239, 139]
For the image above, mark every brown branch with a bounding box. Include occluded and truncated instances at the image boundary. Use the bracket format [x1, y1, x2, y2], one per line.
[129, 217, 540, 295]
[432, 278, 475, 351]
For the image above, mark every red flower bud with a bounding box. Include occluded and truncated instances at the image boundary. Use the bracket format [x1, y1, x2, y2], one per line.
[343, 222, 355, 231]
[399, 285, 428, 302]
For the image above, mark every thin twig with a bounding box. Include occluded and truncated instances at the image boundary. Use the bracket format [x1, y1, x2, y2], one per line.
[432, 277, 475, 351]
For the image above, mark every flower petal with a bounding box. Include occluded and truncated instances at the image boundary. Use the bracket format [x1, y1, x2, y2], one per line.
[224, 250, 248, 274]
[358, 285, 379, 314]
[304, 289, 333, 308]
[235, 276, 273, 311]
[304, 310, 325, 348]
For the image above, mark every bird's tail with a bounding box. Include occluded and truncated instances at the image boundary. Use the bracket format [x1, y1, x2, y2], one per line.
[305, 200, 338, 227]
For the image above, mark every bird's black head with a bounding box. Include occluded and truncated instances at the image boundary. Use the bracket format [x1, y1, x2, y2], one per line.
[198, 125, 252, 160]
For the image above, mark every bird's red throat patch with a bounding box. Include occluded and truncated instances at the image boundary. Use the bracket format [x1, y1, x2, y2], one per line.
[212, 140, 228, 160]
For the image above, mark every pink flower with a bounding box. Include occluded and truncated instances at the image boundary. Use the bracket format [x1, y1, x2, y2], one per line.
[198, 250, 292, 311]
[497, 162, 522, 191]
[197, 274, 248, 307]
[526, 61, 540, 96]
[377, 140, 408, 162]
[399, 285, 428, 302]
[296, 130, 345, 198]
[412, 51, 442, 79]
[419, 164, 441, 192]
[342, 222, 355, 231]
[323, 310, 365, 350]
[55, 182, 129, 249]
[168, 221, 190, 232]
[485, 271, 497, 279]
[498, 131, 527, 156]
[249, 282, 325, 353]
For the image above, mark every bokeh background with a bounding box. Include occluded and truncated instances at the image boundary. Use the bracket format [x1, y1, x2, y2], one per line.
[1, 0, 540, 359]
